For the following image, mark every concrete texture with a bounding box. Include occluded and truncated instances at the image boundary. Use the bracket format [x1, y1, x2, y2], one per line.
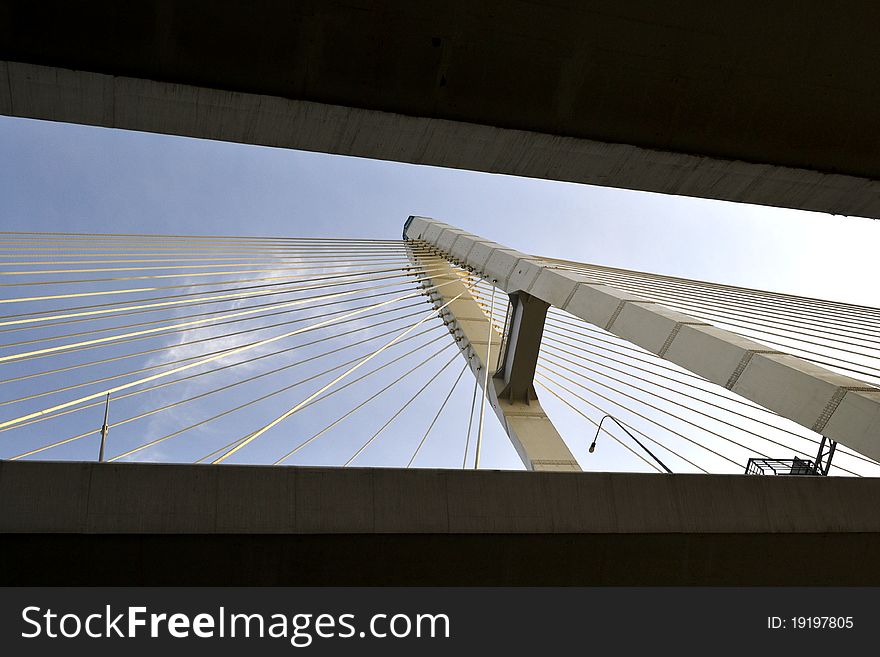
[3, 460, 880, 584]
[412, 252, 580, 471]
[2, 1, 880, 218]
[405, 217, 880, 461]
[4, 460, 880, 535]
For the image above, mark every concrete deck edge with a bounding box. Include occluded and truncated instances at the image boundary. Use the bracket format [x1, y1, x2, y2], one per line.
[2, 460, 879, 535]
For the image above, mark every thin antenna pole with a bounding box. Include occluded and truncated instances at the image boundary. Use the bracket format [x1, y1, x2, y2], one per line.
[98, 393, 110, 462]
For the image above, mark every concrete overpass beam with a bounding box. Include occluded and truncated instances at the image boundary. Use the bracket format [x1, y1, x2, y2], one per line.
[3, 57, 880, 219]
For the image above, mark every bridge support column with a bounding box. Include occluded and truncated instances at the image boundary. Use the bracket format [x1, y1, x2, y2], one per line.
[409, 248, 579, 471]
[496, 292, 549, 403]
[403, 215, 880, 463]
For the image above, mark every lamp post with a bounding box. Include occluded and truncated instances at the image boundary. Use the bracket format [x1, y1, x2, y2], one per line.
[589, 414, 673, 474]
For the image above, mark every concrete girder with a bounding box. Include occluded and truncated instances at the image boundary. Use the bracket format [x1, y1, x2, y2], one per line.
[496, 292, 550, 404]
[4, 42, 880, 221]
[404, 216, 880, 462]
[7, 460, 880, 585]
[409, 247, 580, 472]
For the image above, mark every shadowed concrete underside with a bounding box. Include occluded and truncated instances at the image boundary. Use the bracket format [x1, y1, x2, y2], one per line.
[2, 461, 880, 585]
[2, 1, 879, 218]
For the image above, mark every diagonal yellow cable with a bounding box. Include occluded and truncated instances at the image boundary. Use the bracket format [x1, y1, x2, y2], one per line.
[0, 279, 458, 432]
[344, 349, 461, 467]
[212, 291, 466, 464]
[0, 266, 450, 362]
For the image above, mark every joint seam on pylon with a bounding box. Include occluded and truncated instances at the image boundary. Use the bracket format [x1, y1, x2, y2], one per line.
[461, 240, 476, 264]
[522, 268, 541, 293]
[812, 386, 878, 433]
[561, 283, 580, 309]
[656, 321, 710, 358]
[434, 227, 452, 250]
[447, 233, 463, 257]
[724, 350, 782, 390]
[499, 253, 521, 284]
[507, 257, 538, 292]
[604, 301, 626, 330]
[474, 241, 496, 269]
[604, 299, 655, 330]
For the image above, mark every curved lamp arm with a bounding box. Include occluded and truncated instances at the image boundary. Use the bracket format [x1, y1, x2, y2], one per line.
[589, 414, 673, 474]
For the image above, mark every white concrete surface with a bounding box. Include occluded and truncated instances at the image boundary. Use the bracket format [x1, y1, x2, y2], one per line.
[405, 217, 880, 461]
[410, 250, 580, 471]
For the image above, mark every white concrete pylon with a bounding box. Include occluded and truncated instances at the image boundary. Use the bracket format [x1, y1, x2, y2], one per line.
[403, 216, 880, 463]
[407, 247, 581, 472]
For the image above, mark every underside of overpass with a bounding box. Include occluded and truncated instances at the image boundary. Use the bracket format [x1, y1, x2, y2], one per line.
[3, 461, 880, 585]
[2, 1, 879, 218]
[3, 2, 880, 587]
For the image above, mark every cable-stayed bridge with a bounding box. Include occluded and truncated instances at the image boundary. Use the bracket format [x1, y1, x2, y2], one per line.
[2, 217, 880, 584]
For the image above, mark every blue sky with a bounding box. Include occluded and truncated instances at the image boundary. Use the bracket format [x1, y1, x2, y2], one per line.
[4, 115, 880, 307]
[1, 115, 879, 473]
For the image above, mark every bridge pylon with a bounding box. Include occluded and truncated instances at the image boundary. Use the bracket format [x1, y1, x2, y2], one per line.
[405, 241, 580, 471]
[404, 215, 880, 465]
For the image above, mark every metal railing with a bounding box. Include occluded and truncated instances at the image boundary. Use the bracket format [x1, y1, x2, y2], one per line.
[745, 457, 816, 476]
